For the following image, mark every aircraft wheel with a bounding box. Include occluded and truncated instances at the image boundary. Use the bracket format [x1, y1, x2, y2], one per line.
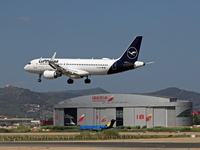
[67, 79, 74, 84]
[85, 79, 91, 84]
[37, 79, 41, 82]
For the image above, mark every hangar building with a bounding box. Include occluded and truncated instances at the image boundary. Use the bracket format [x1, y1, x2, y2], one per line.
[53, 94, 192, 127]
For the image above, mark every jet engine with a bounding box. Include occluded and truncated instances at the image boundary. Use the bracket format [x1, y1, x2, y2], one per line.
[43, 70, 62, 79]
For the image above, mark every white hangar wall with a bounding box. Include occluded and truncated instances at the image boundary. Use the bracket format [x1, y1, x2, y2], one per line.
[53, 94, 192, 127]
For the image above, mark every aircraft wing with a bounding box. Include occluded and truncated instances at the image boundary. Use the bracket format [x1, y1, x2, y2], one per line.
[78, 125, 104, 131]
[92, 128, 103, 131]
[92, 125, 108, 131]
[91, 126, 104, 131]
[49, 52, 89, 76]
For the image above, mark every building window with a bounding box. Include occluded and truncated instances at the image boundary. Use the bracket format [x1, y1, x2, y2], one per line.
[177, 109, 192, 117]
[116, 107, 123, 126]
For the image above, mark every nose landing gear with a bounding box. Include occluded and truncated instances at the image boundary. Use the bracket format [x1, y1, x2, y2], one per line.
[37, 74, 42, 82]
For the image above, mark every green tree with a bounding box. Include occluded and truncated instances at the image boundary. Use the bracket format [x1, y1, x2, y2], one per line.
[193, 114, 200, 125]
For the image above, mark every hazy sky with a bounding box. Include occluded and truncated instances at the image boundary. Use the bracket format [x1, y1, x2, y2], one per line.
[1, 1, 200, 93]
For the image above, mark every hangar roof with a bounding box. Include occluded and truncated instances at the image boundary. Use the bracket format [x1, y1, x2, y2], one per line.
[54, 94, 192, 109]
[58, 93, 177, 105]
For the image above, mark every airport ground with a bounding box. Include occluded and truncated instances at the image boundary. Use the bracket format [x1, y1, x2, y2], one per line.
[1, 131, 200, 136]
[1, 132, 200, 150]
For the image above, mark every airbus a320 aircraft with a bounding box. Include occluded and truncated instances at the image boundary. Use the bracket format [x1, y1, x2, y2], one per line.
[24, 36, 150, 84]
[78, 119, 116, 131]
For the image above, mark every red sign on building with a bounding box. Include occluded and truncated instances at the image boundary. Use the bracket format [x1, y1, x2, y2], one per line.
[136, 114, 152, 122]
[78, 114, 84, 122]
[92, 95, 114, 102]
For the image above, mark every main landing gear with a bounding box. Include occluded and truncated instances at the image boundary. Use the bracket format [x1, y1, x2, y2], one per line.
[85, 78, 91, 84]
[67, 78, 74, 84]
[37, 74, 42, 82]
[67, 78, 91, 84]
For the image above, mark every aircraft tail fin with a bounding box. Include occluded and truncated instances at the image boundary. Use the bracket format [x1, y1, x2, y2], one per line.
[50, 52, 57, 62]
[119, 36, 143, 62]
[106, 119, 116, 128]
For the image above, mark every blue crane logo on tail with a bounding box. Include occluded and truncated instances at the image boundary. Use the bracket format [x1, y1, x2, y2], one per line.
[127, 47, 138, 59]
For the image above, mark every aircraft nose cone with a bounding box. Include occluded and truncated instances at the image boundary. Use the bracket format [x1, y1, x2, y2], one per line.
[24, 65, 27, 70]
[24, 65, 29, 71]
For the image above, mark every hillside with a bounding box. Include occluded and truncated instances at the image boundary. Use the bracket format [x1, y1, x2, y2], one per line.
[0, 86, 200, 119]
[0, 85, 109, 119]
[45, 88, 109, 99]
[148, 87, 200, 110]
[0, 85, 60, 119]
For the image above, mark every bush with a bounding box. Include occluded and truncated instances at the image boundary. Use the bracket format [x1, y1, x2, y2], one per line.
[104, 130, 119, 136]
[40, 125, 80, 130]
[127, 126, 131, 130]
[128, 126, 140, 129]
[0, 128, 9, 133]
[147, 127, 191, 132]
[76, 131, 91, 138]
[191, 128, 200, 132]
[142, 125, 147, 129]
[154, 126, 163, 128]
[76, 130, 119, 138]
[135, 126, 140, 129]
[17, 125, 30, 133]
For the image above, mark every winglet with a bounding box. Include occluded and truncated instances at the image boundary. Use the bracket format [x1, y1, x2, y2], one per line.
[51, 52, 57, 62]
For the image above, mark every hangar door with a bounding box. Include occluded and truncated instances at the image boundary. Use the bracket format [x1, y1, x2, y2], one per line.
[154, 107, 166, 127]
[77, 108, 93, 126]
[64, 108, 77, 126]
[94, 108, 106, 125]
[134, 107, 146, 127]
[93, 108, 116, 126]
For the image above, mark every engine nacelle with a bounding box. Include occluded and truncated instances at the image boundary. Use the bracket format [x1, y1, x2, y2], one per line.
[134, 61, 145, 69]
[43, 71, 62, 79]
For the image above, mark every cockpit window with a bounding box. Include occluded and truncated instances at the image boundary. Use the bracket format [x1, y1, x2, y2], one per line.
[28, 62, 31, 65]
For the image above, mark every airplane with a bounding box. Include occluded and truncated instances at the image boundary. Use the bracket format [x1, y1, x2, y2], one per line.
[78, 119, 116, 131]
[24, 36, 151, 84]
[65, 114, 76, 126]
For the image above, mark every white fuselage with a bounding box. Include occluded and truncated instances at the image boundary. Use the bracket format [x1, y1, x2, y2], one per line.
[24, 58, 117, 77]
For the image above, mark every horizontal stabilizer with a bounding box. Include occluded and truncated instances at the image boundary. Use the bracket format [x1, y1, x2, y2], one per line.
[123, 61, 134, 67]
[145, 62, 154, 65]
